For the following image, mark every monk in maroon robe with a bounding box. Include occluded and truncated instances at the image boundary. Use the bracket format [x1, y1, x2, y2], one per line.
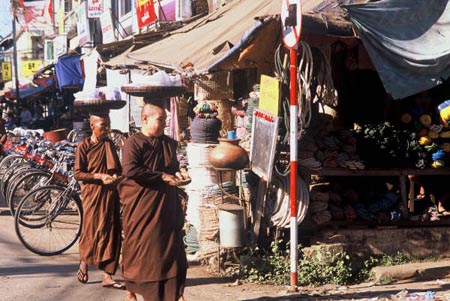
[74, 113, 125, 289]
[118, 104, 188, 301]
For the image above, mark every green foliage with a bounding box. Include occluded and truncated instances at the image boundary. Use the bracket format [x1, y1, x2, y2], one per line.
[357, 256, 379, 281]
[379, 251, 410, 266]
[241, 243, 439, 287]
[241, 241, 290, 285]
[297, 248, 353, 286]
[241, 242, 353, 286]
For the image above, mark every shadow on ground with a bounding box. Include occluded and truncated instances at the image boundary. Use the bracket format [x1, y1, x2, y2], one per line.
[241, 283, 450, 300]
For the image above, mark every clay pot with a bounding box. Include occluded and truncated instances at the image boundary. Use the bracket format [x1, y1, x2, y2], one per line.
[209, 138, 249, 170]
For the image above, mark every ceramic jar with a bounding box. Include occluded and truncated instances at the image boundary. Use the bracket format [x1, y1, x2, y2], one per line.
[209, 138, 249, 170]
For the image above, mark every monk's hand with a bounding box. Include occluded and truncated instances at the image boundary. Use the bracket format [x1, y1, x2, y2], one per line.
[175, 172, 185, 181]
[161, 172, 179, 186]
[175, 171, 191, 186]
[95, 173, 115, 185]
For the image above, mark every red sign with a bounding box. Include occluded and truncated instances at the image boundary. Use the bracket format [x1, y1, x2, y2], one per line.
[281, 0, 302, 49]
[135, 0, 157, 28]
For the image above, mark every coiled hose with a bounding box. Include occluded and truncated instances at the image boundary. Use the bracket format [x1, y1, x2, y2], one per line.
[265, 175, 310, 228]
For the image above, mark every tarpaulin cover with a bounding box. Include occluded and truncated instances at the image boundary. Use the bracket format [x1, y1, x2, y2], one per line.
[5, 85, 49, 100]
[344, 0, 450, 99]
[106, 0, 360, 72]
[123, 0, 282, 72]
[55, 55, 84, 89]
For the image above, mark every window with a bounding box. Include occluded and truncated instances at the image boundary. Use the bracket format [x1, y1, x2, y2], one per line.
[119, 0, 132, 17]
[64, 0, 73, 13]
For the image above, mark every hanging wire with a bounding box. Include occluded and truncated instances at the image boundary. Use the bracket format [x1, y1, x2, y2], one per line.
[274, 43, 289, 85]
[297, 41, 313, 131]
[273, 43, 291, 177]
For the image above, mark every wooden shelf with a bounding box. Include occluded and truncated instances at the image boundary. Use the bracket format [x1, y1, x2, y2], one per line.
[303, 167, 450, 177]
[302, 167, 450, 214]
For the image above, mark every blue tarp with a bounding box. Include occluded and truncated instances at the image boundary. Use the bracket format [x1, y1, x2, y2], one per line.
[6, 85, 49, 100]
[344, 0, 450, 99]
[55, 54, 84, 90]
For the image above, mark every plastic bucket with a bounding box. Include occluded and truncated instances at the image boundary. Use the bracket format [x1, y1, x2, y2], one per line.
[218, 203, 246, 248]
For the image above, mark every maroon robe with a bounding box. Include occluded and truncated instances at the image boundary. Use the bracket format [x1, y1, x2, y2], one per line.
[118, 132, 187, 287]
[74, 137, 122, 274]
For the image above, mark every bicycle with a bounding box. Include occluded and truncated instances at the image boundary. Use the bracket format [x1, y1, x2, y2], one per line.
[14, 177, 82, 256]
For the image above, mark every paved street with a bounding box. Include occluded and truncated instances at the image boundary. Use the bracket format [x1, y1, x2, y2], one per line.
[0, 208, 283, 301]
[5, 204, 450, 301]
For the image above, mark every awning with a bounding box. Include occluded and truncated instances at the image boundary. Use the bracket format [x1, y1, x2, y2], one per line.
[107, 0, 362, 73]
[122, 0, 368, 73]
[4, 84, 51, 100]
[121, 0, 282, 73]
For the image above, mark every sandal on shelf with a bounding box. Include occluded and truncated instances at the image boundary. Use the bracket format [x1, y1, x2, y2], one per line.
[77, 262, 88, 284]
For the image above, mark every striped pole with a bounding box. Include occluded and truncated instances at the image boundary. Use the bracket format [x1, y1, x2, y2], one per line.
[289, 48, 298, 287]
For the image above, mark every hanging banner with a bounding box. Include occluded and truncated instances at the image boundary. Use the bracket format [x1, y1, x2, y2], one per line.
[54, 35, 68, 59]
[18, 0, 54, 35]
[2, 62, 12, 81]
[76, 1, 91, 46]
[100, 9, 115, 43]
[135, 0, 157, 28]
[57, 7, 65, 34]
[87, 0, 103, 18]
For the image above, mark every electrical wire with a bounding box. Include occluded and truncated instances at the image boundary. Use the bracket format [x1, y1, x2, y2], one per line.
[297, 41, 313, 130]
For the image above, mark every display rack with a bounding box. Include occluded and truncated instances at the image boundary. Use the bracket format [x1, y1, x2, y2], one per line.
[301, 167, 450, 214]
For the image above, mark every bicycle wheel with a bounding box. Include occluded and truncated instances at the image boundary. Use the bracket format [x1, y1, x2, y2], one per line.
[1, 162, 33, 203]
[6, 167, 41, 203]
[8, 170, 52, 216]
[15, 185, 83, 256]
[0, 154, 26, 185]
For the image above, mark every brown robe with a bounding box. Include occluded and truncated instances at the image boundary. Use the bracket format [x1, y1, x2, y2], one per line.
[118, 132, 187, 285]
[74, 137, 122, 274]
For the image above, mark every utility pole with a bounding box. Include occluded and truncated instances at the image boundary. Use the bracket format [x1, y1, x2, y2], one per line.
[11, 0, 20, 104]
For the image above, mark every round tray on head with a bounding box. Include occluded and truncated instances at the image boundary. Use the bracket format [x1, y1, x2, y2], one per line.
[74, 99, 127, 111]
[121, 84, 186, 98]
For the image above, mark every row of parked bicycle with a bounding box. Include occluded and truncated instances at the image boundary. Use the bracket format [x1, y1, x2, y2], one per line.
[3, 128, 125, 256]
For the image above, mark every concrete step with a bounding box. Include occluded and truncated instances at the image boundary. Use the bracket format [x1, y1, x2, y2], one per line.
[372, 260, 450, 282]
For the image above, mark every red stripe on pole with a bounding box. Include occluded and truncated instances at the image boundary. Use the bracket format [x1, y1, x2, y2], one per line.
[290, 50, 297, 106]
[291, 272, 297, 285]
[290, 161, 297, 217]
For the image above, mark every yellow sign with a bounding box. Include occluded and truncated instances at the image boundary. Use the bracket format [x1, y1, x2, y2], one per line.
[258, 75, 280, 116]
[1, 62, 12, 81]
[22, 60, 42, 77]
[57, 8, 65, 35]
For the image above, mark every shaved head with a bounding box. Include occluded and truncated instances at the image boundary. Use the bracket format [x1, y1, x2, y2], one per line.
[141, 103, 166, 137]
[141, 103, 164, 119]
[89, 114, 110, 140]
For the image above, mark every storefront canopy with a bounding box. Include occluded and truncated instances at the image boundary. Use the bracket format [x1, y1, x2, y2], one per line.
[112, 0, 357, 73]
[4, 84, 51, 100]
